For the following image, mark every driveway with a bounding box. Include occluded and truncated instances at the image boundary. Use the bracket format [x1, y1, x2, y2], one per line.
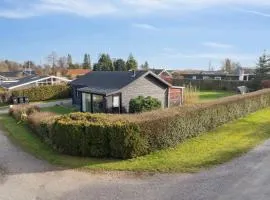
[0, 99, 72, 114]
[1, 128, 270, 200]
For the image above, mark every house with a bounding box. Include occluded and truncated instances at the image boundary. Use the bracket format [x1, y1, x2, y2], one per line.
[71, 71, 184, 113]
[0, 75, 71, 91]
[0, 69, 36, 81]
[66, 69, 91, 79]
[151, 69, 173, 83]
[178, 70, 256, 81]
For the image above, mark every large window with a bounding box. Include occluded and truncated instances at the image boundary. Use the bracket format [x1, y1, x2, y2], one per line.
[92, 94, 105, 113]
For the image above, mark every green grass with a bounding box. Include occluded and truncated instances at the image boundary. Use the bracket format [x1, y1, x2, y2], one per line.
[199, 90, 235, 102]
[1, 108, 270, 173]
[41, 105, 77, 115]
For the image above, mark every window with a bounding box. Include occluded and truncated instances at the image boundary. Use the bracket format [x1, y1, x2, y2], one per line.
[203, 76, 210, 80]
[214, 77, 222, 80]
[82, 93, 91, 112]
[76, 90, 79, 97]
[92, 94, 104, 113]
[192, 76, 197, 80]
[113, 96, 120, 108]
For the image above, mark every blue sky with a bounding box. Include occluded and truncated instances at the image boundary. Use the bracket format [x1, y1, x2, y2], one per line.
[0, 0, 270, 70]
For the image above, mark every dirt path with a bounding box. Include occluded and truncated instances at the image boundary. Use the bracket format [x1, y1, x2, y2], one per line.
[1, 128, 270, 200]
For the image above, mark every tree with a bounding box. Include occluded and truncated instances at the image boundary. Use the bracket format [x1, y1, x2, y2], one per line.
[93, 54, 113, 71]
[58, 57, 68, 68]
[47, 51, 58, 68]
[141, 61, 149, 70]
[113, 59, 126, 71]
[67, 54, 73, 68]
[221, 58, 236, 74]
[126, 54, 138, 71]
[83, 54, 91, 69]
[256, 51, 270, 75]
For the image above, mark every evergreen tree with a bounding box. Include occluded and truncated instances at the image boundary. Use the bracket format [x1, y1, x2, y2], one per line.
[141, 61, 149, 70]
[113, 59, 126, 71]
[93, 54, 113, 71]
[126, 54, 138, 71]
[67, 54, 73, 69]
[83, 54, 91, 69]
[256, 51, 270, 75]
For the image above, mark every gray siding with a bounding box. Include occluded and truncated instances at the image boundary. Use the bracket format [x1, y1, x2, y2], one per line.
[120, 74, 168, 113]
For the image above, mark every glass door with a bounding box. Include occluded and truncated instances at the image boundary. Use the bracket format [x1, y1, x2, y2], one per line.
[92, 94, 105, 113]
[82, 93, 91, 112]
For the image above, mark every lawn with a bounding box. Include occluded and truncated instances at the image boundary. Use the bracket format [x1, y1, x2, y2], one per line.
[199, 90, 235, 102]
[1, 107, 270, 173]
[41, 105, 77, 115]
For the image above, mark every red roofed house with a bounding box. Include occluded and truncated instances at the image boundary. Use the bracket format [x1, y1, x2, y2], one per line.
[66, 69, 91, 79]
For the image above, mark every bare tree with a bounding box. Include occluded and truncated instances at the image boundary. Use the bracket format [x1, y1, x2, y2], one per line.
[47, 51, 58, 68]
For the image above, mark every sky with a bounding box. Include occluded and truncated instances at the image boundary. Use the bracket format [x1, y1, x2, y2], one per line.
[0, 0, 270, 70]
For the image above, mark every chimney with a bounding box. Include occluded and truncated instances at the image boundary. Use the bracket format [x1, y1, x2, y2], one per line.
[131, 70, 136, 78]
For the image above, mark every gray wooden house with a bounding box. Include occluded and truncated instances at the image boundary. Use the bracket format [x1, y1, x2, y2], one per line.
[71, 71, 184, 113]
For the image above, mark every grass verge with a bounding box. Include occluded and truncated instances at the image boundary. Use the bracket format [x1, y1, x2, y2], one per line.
[199, 90, 235, 102]
[1, 108, 270, 173]
[40, 105, 77, 115]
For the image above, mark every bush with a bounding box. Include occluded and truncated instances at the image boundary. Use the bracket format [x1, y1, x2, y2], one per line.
[11, 85, 71, 102]
[9, 105, 40, 121]
[51, 114, 148, 158]
[9, 89, 270, 160]
[129, 96, 161, 113]
[28, 112, 57, 141]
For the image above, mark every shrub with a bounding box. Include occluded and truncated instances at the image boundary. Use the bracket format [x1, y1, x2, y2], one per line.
[129, 96, 161, 113]
[183, 84, 199, 104]
[9, 88, 270, 160]
[9, 104, 40, 121]
[28, 112, 57, 141]
[51, 114, 148, 158]
[11, 85, 71, 102]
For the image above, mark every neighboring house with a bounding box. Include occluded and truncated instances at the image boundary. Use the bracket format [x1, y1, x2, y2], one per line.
[0, 75, 71, 91]
[71, 71, 184, 113]
[0, 69, 36, 81]
[66, 69, 91, 79]
[179, 70, 256, 81]
[151, 69, 173, 83]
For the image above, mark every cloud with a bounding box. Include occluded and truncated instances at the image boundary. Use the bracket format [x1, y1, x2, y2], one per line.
[1, 0, 270, 19]
[132, 23, 159, 31]
[235, 8, 270, 17]
[202, 42, 233, 49]
[0, 0, 117, 19]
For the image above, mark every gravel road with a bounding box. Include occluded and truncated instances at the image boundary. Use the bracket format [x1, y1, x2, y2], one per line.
[1, 127, 270, 200]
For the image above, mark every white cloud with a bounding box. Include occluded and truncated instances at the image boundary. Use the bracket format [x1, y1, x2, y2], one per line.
[1, 0, 270, 19]
[132, 23, 159, 31]
[202, 42, 233, 49]
[0, 0, 117, 19]
[235, 8, 270, 17]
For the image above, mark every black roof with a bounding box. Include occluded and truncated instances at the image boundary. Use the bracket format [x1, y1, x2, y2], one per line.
[72, 71, 170, 95]
[0, 75, 48, 89]
[0, 71, 23, 78]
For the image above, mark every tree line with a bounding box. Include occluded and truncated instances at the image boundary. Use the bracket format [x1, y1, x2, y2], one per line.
[46, 52, 150, 71]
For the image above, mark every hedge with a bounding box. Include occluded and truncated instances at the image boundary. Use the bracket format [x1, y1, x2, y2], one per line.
[11, 85, 71, 102]
[9, 89, 270, 159]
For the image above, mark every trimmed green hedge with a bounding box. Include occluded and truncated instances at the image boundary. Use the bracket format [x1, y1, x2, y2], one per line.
[12, 85, 71, 102]
[9, 89, 270, 159]
[50, 113, 148, 158]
